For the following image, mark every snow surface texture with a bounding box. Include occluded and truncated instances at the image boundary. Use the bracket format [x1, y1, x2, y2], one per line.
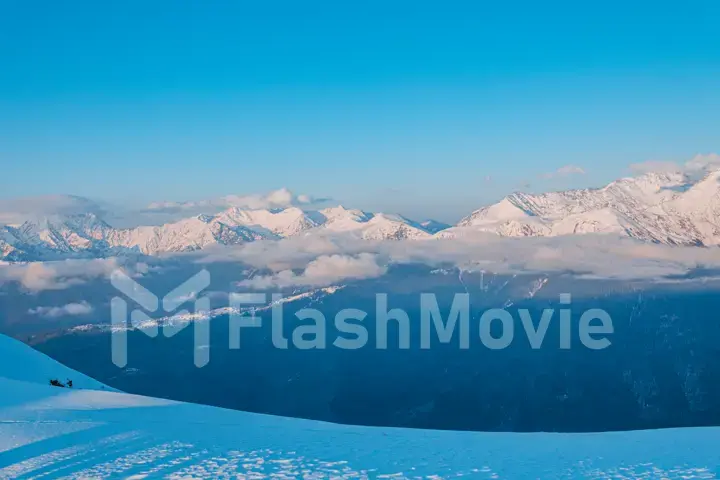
[1, 335, 719, 479]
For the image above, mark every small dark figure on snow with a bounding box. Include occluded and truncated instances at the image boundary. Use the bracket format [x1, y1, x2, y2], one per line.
[49, 378, 65, 388]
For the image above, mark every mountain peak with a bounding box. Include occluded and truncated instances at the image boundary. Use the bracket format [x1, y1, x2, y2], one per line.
[320, 205, 373, 224]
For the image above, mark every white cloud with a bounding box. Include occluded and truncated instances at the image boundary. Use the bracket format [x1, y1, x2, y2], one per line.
[0, 195, 106, 226]
[540, 165, 586, 180]
[28, 301, 94, 318]
[192, 231, 720, 283]
[1, 231, 719, 298]
[239, 253, 387, 289]
[629, 153, 720, 177]
[197, 234, 348, 271]
[685, 153, 720, 172]
[145, 188, 327, 214]
[0, 258, 143, 292]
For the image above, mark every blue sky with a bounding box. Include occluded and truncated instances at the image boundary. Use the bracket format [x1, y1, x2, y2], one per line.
[1, 0, 719, 221]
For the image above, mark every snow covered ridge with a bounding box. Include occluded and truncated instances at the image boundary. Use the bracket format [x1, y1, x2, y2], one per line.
[442, 169, 720, 246]
[0, 204, 436, 261]
[2, 334, 720, 479]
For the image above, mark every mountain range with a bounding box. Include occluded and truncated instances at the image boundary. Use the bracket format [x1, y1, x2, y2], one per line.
[3, 168, 720, 261]
[0, 204, 437, 261]
[442, 169, 720, 245]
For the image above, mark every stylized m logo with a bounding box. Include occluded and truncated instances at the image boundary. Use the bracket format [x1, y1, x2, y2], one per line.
[110, 269, 211, 368]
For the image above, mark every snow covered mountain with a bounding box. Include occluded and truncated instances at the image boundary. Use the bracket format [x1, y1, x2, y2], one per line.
[104, 214, 273, 255]
[1, 333, 719, 479]
[0, 214, 118, 261]
[317, 206, 431, 240]
[0, 205, 432, 261]
[442, 169, 720, 245]
[0, 213, 272, 259]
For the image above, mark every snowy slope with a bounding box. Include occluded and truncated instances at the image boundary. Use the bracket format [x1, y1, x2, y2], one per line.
[445, 169, 720, 245]
[0, 335, 110, 391]
[1, 336, 719, 479]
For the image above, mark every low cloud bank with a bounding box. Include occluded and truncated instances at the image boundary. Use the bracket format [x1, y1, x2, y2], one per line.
[197, 232, 720, 287]
[3, 233, 720, 292]
[239, 253, 387, 289]
[0, 258, 147, 292]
